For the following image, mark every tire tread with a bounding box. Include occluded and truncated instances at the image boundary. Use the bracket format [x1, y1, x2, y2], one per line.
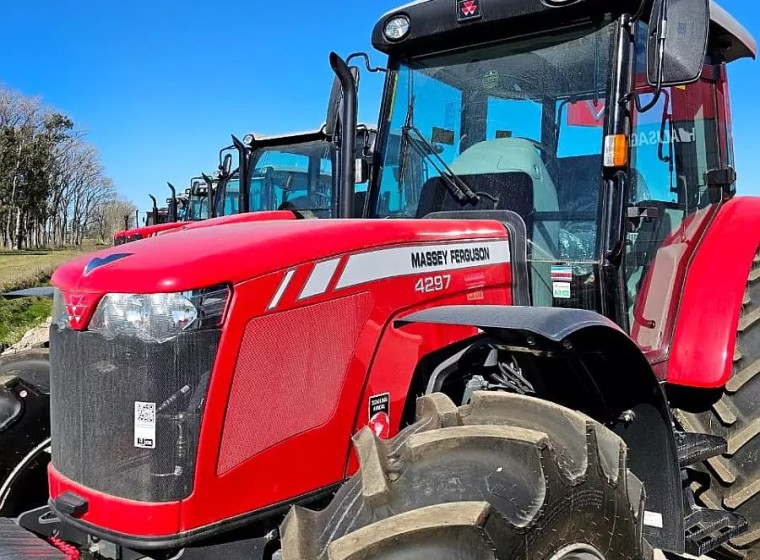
[281, 392, 645, 560]
[675, 246, 760, 556]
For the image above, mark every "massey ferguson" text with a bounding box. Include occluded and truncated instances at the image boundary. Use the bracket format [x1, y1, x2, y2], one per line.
[411, 246, 491, 269]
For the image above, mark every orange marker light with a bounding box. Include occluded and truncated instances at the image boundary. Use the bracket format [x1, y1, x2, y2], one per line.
[604, 134, 628, 168]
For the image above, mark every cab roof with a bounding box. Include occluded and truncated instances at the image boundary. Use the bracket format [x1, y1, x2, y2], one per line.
[711, 2, 756, 62]
[373, 0, 756, 63]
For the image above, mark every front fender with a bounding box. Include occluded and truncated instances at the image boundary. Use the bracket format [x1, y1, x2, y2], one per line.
[0, 351, 51, 517]
[666, 196, 760, 388]
[400, 305, 685, 553]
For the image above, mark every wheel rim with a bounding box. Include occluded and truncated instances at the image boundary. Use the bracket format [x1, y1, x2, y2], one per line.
[549, 544, 607, 560]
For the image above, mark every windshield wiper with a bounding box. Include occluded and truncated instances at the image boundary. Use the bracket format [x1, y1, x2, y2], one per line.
[397, 93, 480, 206]
[403, 124, 481, 205]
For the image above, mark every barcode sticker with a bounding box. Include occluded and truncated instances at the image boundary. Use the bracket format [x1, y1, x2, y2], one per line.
[134, 401, 156, 449]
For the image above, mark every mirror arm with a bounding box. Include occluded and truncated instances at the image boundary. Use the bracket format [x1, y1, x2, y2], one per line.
[218, 145, 234, 171]
[632, 0, 669, 113]
[346, 52, 388, 73]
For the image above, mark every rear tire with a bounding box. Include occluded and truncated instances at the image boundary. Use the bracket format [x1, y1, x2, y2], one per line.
[280, 392, 648, 560]
[673, 247, 760, 559]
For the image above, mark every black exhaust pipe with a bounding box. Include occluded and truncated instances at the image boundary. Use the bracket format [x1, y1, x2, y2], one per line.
[149, 195, 158, 225]
[232, 135, 249, 214]
[329, 52, 357, 219]
[167, 182, 178, 222]
[201, 173, 215, 218]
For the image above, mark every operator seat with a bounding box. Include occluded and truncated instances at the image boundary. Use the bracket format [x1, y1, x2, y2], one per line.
[417, 138, 560, 306]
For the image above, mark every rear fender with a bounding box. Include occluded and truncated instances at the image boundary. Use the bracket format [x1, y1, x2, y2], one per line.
[399, 305, 685, 553]
[665, 197, 760, 387]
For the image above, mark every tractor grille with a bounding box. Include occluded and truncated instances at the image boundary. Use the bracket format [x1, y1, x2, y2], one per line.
[49, 325, 220, 503]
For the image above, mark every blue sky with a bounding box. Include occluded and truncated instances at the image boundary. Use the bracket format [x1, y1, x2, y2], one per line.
[0, 0, 758, 209]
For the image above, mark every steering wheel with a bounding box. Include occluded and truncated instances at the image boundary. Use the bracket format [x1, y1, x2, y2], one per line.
[308, 191, 331, 208]
[519, 138, 553, 156]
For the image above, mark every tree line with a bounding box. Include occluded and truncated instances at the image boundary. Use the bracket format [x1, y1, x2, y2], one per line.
[0, 84, 135, 250]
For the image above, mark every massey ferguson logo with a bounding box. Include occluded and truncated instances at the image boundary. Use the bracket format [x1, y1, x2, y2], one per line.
[457, 0, 481, 22]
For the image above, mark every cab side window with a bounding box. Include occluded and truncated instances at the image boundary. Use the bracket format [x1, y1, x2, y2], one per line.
[625, 24, 727, 350]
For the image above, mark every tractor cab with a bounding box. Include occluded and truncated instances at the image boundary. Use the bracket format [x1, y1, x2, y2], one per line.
[144, 196, 169, 227]
[359, 0, 755, 333]
[214, 127, 375, 219]
[184, 176, 214, 222]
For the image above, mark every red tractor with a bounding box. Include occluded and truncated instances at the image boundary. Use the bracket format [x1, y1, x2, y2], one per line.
[2, 0, 759, 559]
[0, 119, 374, 521]
[113, 193, 175, 246]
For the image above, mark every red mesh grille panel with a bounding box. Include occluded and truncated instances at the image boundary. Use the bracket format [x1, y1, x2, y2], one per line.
[217, 293, 373, 474]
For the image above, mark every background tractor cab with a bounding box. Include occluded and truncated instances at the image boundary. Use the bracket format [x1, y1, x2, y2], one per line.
[213, 126, 376, 220]
[114, 188, 181, 245]
[183, 176, 216, 222]
[211, 63, 375, 220]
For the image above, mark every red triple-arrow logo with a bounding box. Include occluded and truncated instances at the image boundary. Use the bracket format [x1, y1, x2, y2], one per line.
[461, 0, 478, 16]
[62, 291, 99, 330]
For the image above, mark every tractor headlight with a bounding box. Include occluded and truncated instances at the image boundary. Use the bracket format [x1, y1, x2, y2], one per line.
[384, 15, 410, 41]
[88, 285, 230, 343]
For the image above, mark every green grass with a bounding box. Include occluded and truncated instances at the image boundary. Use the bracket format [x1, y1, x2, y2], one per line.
[0, 245, 96, 347]
[0, 296, 52, 346]
[0, 247, 93, 293]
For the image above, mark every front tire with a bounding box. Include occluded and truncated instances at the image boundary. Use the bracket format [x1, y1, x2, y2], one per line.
[280, 392, 648, 560]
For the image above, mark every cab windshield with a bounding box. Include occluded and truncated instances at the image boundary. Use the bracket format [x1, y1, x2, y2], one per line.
[215, 140, 335, 218]
[186, 196, 209, 221]
[373, 23, 615, 306]
[216, 177, 240, 217]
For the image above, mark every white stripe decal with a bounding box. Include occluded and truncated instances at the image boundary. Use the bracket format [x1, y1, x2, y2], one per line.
[299, 258, 341, 300]
[336, 240, 510, 290]
[268, 269, 296, 310]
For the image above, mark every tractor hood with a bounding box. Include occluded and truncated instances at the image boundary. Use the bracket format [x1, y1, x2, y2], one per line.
[53, 218, 507, 296]
[157, 210, 297, 236]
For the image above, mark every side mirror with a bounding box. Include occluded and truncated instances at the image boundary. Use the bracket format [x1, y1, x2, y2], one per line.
[647, 0, 709, 87]
[355, 159, 369, 185]
[222, 153, 233, 176]
[325, 66, 360, 138]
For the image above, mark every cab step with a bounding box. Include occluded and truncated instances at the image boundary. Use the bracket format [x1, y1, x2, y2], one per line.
[684, 507, 748, 557]
[675, 431, 727, 468]
[0, 517, 66, 559]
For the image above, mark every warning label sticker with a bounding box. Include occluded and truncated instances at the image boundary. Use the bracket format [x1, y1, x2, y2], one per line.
[551, 266, 573, 300]
[134, 401, 156, 449]
[553, 282, 572, 299]
[368, 393, 391, 439]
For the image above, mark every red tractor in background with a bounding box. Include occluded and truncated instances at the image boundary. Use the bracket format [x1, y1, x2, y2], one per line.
[1, 0, 759, 559]
[113, 193, 175, 246]
[112, 122, 375, 246]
